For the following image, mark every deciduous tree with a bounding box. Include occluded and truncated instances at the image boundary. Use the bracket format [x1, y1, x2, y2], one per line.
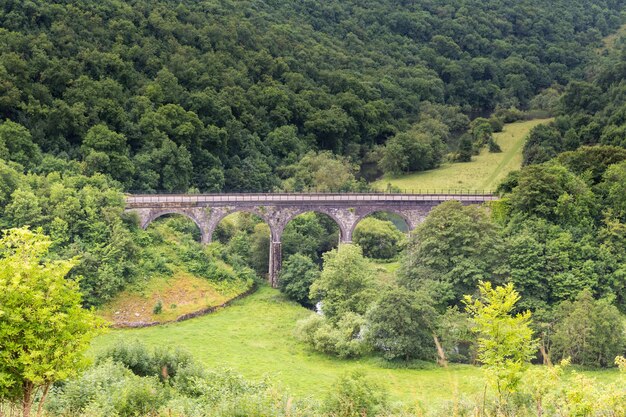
[0, 228, 103, 417]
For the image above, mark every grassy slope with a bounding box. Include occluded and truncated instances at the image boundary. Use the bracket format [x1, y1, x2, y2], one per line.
[598, 22, 626, 53]
[98, 271, 244, 324]
[93, 286, 621, 405]
[373, 118, 552, 193]
[98, 220, 251, 325]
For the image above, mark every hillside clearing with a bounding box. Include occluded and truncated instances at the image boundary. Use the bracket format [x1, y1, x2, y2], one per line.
[98, 271, 249, 325]
[92, 286, 621, 404]
[373, 118, 552, 192]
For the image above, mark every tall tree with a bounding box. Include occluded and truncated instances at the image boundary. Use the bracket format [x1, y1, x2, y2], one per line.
[309, 244, 376, 321]
[464, 282, 537, 408]
[0, 228, 103, 417]
[398, 201, 507, 306]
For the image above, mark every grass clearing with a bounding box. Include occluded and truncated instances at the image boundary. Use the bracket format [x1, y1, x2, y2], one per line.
[93, 285, 622, 404]
[598, 22, 626, 53]
[371, 260, 401, 285]
[373, 118, 552, 193]
[98, 271, 246, 324]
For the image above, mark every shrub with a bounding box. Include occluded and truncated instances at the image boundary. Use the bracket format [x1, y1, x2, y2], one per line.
[365, 288, 438, 361]
[46, 359, 165, 417]
[551, 289, 626, 367]
[97, 339, 195, 382]
[323, 371, 388, 417]
[489, 138, 502, 153]
[353, 217, 405, 260]
[309, 244, 377, 321]
[294, 313, 325, 346]
[296, 313, 368, 358]
[153, 300, 163, 315]
[278, 253, 320, 307]
[455, 134, 473, 162]
[379, 130, 445, 175]
[489, 117, 505, 133]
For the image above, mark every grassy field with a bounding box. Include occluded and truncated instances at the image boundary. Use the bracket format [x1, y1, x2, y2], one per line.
[373, 118, 552, 193]
[99, 270, 248, 324]
[93, 285, 622, 405]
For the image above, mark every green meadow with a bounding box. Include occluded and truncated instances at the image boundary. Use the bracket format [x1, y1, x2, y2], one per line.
[373, 118, 552, 193]
[93, 286, 622, 406]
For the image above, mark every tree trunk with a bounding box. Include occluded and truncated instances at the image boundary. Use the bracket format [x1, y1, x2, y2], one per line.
[433, 333, 447, 367]
[22, 381, 33, 417]
[36, 383, 51, 417]
[539, 342, 552, 367]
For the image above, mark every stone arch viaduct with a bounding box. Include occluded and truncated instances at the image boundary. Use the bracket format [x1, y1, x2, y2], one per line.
[125, 193, 497, 287]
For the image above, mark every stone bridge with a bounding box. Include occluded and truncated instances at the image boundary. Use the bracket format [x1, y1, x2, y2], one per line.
[125, 193, 497, 286]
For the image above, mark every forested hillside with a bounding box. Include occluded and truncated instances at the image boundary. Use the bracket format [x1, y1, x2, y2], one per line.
[523, 30, 626, 164]
[1, 0, 624, 192]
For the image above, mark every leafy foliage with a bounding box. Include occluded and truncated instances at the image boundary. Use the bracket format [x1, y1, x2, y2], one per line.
[551, 289, 626, 367]
[364, 287, 437, 361]
[0, 228, 103, 416]
[278, 253, 320, 307]
[464, 282, 537, 402]
[0, 0, 622, 190]
[398, 201, 507, 306]
[309, 244, 376, 321]
[322, 371, 388, 417]
[353, 217, 405, 260]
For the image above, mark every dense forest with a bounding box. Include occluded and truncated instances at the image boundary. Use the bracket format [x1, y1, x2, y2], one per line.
[1, 0, 625, 192]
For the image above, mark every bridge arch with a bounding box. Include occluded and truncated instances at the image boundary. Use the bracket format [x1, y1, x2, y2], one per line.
[279, 207, 351, 244]
[207, 207, 275, 242]
[349, 209, 414, 239]
[141, 209, 209, 244]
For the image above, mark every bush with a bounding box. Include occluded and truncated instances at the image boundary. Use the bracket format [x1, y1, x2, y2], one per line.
[365, 288, 437, 361]
[488, 138, 502, 153]
[379, 130, 445, 175]
[46, 359, 165, 417]
[153, 300, 163, 315]
[309, 244, 377, 321]
[551, 290, 626, 367]
[294, 313, 325, 346]
[296, 313, 368, 358]
[353, 217, 406, 260]
[278, 253, 320, 307]
[97, 339, 195, 382]
[455, 134, 474, 162]
[494, 107, 525, 123]
[489, 117, 505, 133]
[323, 371, 388, 417]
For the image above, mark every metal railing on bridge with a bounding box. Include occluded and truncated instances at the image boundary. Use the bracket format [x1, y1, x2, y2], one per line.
[125, 189, 497, 205]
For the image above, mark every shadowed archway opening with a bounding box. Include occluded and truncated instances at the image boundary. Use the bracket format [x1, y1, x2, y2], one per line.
[211, 212, 271, 278]
[282, 212, 341, 266]
[145, 213, 203, 243]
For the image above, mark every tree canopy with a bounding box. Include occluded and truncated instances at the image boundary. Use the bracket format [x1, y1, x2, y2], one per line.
[0, 228, 103, 416]
[0, 0, 623, 190]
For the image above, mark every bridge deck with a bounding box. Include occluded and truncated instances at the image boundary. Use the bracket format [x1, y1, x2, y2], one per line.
[126, 193, 497, 206]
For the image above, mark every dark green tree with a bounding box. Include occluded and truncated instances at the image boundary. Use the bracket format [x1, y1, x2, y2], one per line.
[365, 287, 438, 361]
